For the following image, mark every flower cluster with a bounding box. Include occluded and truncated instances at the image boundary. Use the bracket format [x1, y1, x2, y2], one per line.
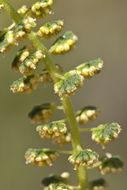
[91, 123, 121, 147]
[17, 5, 28, 15]
[19, 50, 43, 75]
[68, 149, 99, 169]
[0, 30, 15, 54]
[25, 148, 59, 167]
[44, 183, 70, 190]
[49, 31, 78, 54]
[76, 106, 100, 124]
[38, 20, 64, 39]
[28, 103, 56, 124]
[54, 70, 84, 97]
[12, 46, 30, 72]
[10, 74, 39, 94]
[31, 0, 53, 18]
[53, 131, 71, 146]
[36, 120, 67, 139]
[98, 155, 123, 175]
[76, 58, 103, 78]
[90, 178, 107, 190]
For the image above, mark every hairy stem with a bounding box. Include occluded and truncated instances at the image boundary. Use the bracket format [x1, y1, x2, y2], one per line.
[1, 0, 89, 189]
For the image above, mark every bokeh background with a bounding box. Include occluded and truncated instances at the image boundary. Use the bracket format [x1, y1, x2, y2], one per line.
[0, 0, 127, 189]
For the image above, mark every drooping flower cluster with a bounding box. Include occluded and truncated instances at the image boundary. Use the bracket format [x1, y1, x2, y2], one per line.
[90, 178, 107, 190]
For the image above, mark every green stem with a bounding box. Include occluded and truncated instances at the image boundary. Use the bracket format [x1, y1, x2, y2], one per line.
[79, 128, 92, 132]
[1, 1, 89, 189]
[56, 150, 72, 155]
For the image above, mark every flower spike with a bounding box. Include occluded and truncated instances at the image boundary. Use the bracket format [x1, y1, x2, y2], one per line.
[38, 20, 64, 39]
[10, 74, 39, 94]
[76, 106, 100, 124]
[49, 31, 78, 54]
[68, 149, 99, 169]
[76, 58, 103, 78]
[28, 103, 56, 124]
[25, 148, 59, 167]
[36, 120, 67, 139]
[91, 123, 121, 147]
[54, 70, 84, 97]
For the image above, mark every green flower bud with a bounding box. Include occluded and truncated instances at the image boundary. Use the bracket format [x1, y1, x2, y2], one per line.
[25, 148, 59, 167]
[42, 174, 67, 187]
[36, 120, 67, 139]
[91, 123, 121, 147]
[76, 58, 103, 78]
[98, 155, 123, 175]
[45, 183, 70, 190]
[76, 106, 100, 124]
[90, 178, 107, 190]
[10, 74, 39, 94]
[53, 131, 71, 146]
[31, 0, 53, 18]
[12, 46, 30, 72]
[19, 50, 43, 75]
[49, 31, 78, 54]
[28, 103, 56, 124]
[68, 149, 99, 169]
[17, 5, 28, 15]
[38, 20, 64, 39]
[54, 70, 84, 97]
[0, 30, 15, 54]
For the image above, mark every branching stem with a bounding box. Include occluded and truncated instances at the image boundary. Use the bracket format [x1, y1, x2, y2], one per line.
[1, 1, 89, 189]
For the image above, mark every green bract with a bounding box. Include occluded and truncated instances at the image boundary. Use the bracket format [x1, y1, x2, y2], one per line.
[68, 149, 99, 169]
[53, 131, 71, 146]
[49, 31, 78, 54]
[98, 155, 123, 175]
[91, 123, 121, 147]
[10, 74, 39, 94]
[28, 103, 56, 124]
[25, 148, 59, 167]
[0, 30, 15, 54]
[76, 58, 103, 78]
[44, 183, 70, 190]
[90, 178, 107, 190]
[36, 120, 67, 139]
[38, 20, 64, 39]
[54, 70, 84, 97]
[31, 0, 53, 18]
[76, 106, 100, 124]
[12, 46, 30, 72]
[19, 50, 43, 75]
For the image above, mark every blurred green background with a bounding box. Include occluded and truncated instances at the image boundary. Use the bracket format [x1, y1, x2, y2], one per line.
[0, 0, 127, 189]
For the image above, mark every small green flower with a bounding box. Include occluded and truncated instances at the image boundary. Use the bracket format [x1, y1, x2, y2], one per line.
[76, 58, 103, 78]
[53, 131, 71, 146]
[54, 70, 84, 97]
[42, 174, 67, 187]
[0, 30, 15, 54]
[36, 120, 67, 139]
[10, 74, 39, 94]
[38, 20, 64, 39]
[91, 123, 121, 147]
[68, 149, 99, 169]
[19, 50, 43, 75]
[98, 155, 123, 175]
[49, 31, 78, 54]
[76, 106, 100, 124]
[12, 46, 30, 72]
[31, 0, 53, 18]
[25, 148, 59, 167]
[90, 178, 107, 190]
[45, 183, 71, 190]
[28, 103, 56, 124]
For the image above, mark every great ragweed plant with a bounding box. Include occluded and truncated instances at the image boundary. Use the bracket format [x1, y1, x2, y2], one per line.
[0, 0, 123, 190]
